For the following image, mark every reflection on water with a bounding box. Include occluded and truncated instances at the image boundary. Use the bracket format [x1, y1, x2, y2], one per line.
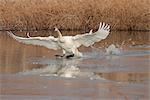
[0, 31, 149, 99]
[20, 59, 103, 80]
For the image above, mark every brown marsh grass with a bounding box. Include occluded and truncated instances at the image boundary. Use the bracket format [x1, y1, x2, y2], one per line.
[0, 0, 149, 31]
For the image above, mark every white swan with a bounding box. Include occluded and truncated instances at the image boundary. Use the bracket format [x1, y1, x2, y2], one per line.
[7, 22, 110, 58]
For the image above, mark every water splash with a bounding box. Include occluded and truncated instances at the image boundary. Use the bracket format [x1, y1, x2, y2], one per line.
[105, 44, 121, 55]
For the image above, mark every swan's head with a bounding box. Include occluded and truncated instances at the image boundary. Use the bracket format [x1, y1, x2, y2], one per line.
[54, 27, 59, 32]
[54, 27, 63, 39]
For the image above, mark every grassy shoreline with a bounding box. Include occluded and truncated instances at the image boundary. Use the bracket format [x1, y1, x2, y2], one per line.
[0, 0, 149, 31]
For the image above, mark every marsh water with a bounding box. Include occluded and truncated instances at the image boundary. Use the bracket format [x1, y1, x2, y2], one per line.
[0, 31, 149, 100]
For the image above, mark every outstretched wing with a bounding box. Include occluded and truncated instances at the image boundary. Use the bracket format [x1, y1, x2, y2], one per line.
[7, 31, 60, 50]
[73, 22, 110, 47]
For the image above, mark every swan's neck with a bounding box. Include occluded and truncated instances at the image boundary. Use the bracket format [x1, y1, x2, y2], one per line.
[57, 30, 62, 38]
[56, 30, 65, 43]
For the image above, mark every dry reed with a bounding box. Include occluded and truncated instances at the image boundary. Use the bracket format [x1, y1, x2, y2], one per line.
[0, 0, 149, 31]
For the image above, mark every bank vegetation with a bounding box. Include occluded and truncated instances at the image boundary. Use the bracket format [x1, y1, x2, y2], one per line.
[0, 0, 149, 31]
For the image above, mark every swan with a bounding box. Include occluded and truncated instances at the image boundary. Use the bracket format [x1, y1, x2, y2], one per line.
[7, 22, 110, 58]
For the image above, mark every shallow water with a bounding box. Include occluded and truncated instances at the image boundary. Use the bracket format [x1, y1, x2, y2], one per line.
[0, 31, 149, 99]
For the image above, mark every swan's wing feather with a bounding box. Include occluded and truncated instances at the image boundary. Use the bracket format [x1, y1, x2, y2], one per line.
[73, 22, 110, 47]
[7, 31, 60, 50]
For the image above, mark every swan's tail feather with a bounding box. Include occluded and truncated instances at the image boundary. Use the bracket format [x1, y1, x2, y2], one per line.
[99, 22, 110, 31]
[7, 31, 17, 39]
[97, 22, 110, 39]
[88, 29, 93, 34]
[27, 32, 31, 38]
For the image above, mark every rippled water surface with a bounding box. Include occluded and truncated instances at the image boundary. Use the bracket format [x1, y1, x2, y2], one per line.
[0, 31, 149, 100]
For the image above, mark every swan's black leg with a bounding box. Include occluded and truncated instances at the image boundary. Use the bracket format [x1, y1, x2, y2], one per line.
[61, 54, 65, 57]
[55, 54, 65, 58]
[66, 54, 74, 59]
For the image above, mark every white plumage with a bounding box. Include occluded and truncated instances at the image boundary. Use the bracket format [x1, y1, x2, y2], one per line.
[7, 22, 110, 58]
